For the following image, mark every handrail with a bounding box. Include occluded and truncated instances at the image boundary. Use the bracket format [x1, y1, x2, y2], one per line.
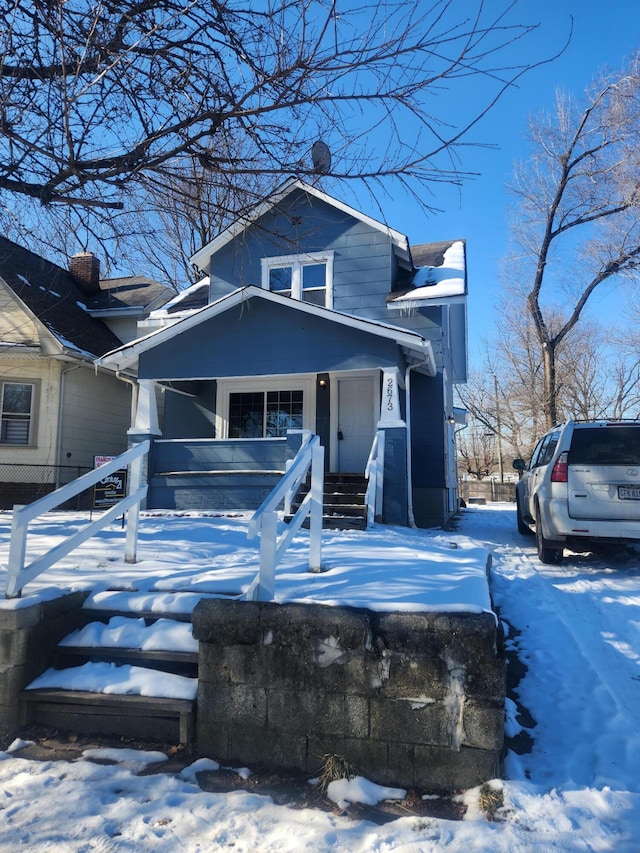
[246, 432, 324, 601]
[282, 430, 314, 516]
[5, 441, 150, 599]
[364, 429, 385, 528]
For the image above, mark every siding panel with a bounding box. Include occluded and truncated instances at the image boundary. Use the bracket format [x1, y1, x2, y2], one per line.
[139, 299, 399, 380]
[60, 367, 131, 467]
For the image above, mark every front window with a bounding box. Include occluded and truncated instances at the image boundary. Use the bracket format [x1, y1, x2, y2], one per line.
[1, 381, 34, 445]
[229, 390, 303, 438]
[262, 252, 334, 308]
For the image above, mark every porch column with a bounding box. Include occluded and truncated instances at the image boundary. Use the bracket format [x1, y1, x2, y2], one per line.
[131, 379, 160, 435]
[377, 368, 408, 526]
[127, 379, 161, 511]
[378, 367, 406, 428]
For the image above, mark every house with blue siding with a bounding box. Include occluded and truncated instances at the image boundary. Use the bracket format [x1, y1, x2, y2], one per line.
[97, 179, 467, 528]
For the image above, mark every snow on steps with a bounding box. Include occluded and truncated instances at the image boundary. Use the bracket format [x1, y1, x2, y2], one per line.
[21, 589, 236, 745]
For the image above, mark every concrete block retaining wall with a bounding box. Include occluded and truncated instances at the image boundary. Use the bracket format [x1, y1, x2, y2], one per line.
[192, 599, 505, 791]
[0, 592, 87, 741]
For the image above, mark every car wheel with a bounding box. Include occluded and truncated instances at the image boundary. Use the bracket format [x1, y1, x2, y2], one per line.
[535, 504, 563, 564]
[516, 493, 532, 536]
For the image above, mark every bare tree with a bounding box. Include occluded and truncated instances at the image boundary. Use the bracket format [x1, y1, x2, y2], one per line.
[457, 419, 497, 480]
[457, 291, 548, 468]
[458, 289, 640, 474]
[1, 0, 553, 247]
[121, 139, 277, 286]
[508, 52, 640, 428]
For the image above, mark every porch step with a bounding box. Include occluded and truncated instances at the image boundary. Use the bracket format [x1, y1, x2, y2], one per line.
[289, 473, 368, 531]
[22, 689, 195, 744]
[21, 595, 203, 745]
[52, 646, 199, 678]
[321, 513, 368, 531]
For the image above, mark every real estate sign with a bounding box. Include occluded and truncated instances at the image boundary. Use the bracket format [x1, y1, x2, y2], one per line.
[93, 455, 127, 509]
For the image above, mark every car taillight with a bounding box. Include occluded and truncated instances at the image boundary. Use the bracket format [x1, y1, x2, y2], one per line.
[551, 451, 569, 483]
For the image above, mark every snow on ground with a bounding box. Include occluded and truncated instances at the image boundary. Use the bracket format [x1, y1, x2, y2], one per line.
[0, 505, 639, 851]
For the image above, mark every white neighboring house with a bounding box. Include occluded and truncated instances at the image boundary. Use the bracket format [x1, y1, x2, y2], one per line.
[0, 237, 172, 508]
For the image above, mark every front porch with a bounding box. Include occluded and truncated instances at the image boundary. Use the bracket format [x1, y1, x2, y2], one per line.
[132, 364, 410, 526]
[144, 433, 371, 529]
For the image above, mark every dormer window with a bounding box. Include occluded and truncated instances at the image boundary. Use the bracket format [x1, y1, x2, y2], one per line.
[261, 252, 334, 308]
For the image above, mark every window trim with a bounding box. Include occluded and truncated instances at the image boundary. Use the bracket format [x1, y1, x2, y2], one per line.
[216, 375, 316, 439]
[0, 379, 38, 447]
[261, 251, 334, 308]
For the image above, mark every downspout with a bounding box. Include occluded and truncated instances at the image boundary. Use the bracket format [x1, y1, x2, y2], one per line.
[115, 371, 139, 431]
[57, 363, 82, 487]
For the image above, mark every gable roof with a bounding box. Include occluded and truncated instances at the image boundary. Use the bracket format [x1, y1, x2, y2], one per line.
[96, 285, 436, 376]
[0, 236, 123, 358]
[189, 178, 413, 273]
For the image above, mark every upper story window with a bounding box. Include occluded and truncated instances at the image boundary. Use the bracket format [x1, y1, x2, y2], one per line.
[1, 381, 35, 445]
[261, 252, 334, 308]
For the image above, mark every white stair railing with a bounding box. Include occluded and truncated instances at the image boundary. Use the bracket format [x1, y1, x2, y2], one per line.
[365, 429, 385, 528]
[5, 441, 150, 599]
[246, 433, 324, 601]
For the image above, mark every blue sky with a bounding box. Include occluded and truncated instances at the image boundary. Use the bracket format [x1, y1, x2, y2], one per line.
[366, 0, 640, 360]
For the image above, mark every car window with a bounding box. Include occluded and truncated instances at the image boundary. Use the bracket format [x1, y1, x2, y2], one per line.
[569, 426, 640, 465]
[529, 436, 547, 469]
[539, 431, 560, 466]
[530, 431, 560, 468]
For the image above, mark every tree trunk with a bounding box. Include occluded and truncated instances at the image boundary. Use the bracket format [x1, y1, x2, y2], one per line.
[543, 342, 558, 428]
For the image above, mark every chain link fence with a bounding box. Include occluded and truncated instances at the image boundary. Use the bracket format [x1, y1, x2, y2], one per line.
[0, 463, 93, 510]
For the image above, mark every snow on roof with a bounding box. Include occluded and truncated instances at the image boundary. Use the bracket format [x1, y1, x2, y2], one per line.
[388, 240, 466, 307]
[149, 278, 210, 317]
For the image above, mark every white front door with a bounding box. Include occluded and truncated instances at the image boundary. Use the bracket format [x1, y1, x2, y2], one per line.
[337, 376, 377, 472]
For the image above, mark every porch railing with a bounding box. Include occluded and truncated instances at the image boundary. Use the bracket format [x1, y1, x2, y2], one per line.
[365, 429, 385, 528]
[5, 441, 150, 599]
[245, 431, 324, 601]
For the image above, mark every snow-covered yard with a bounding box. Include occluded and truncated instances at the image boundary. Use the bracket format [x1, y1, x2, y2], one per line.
[1, 505, 639, 851]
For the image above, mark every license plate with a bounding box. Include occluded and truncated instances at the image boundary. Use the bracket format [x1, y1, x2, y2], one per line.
[619, 486, 640, 500]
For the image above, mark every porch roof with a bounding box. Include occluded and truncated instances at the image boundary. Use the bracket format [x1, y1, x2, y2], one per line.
[95, 285, 436, 377]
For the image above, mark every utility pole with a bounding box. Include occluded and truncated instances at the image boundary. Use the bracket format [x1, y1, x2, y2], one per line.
[493, 373, 504, 484]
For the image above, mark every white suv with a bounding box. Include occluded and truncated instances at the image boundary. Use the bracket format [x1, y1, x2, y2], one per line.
[513, 420, 640, 563]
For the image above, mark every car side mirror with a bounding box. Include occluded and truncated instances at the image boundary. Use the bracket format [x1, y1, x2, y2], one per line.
[512, 458, 526, 472]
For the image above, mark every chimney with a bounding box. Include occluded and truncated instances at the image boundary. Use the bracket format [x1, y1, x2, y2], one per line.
[69, 251, 101, 295]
